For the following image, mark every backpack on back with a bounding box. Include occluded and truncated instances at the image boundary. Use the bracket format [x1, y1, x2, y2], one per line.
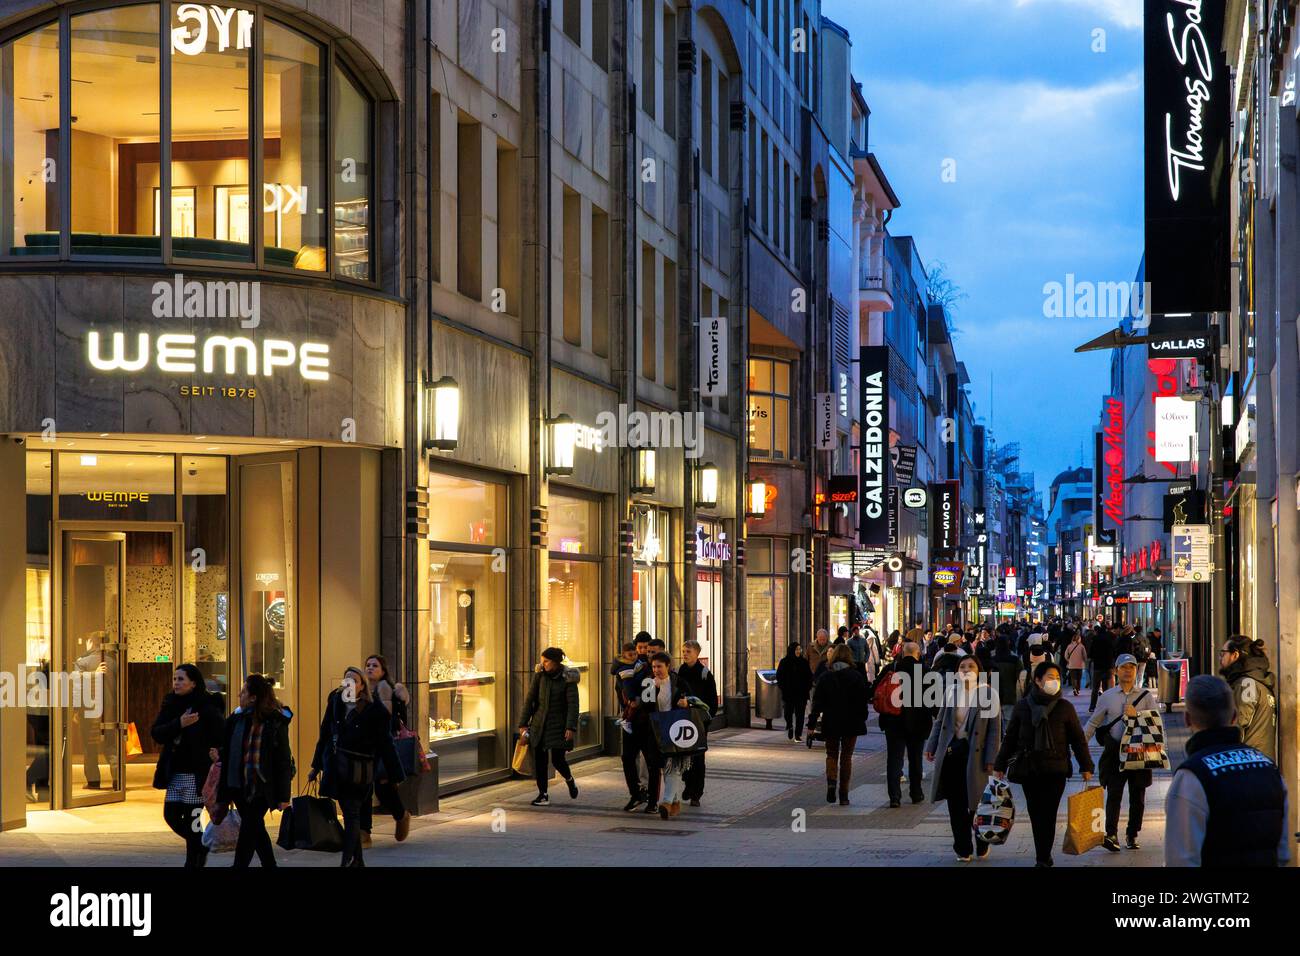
[873, 668, 904, 716]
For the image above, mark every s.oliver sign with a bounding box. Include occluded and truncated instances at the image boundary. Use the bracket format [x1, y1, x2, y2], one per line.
[1143, 0, 1230, 314]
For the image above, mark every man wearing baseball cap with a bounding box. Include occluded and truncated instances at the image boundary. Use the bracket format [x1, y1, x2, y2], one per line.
[1085, 653, 1163, 851]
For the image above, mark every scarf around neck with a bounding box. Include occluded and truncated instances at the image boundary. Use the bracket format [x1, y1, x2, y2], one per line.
[1028, 685, 1061, 752]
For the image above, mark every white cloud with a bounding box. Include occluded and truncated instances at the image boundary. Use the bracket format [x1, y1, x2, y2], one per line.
[1013, 0, 1143, 30]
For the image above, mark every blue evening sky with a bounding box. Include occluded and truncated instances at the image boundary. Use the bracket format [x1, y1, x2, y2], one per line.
[827, 0, 1144, 493]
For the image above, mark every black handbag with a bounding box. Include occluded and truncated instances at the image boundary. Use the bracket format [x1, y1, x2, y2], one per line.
[278, 784, 345, 852]
[331, 739, 375, 790]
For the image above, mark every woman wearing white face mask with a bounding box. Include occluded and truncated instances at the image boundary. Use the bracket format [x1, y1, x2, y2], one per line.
[925, 657, 1001, 862]
[994, 661, 1094, 868]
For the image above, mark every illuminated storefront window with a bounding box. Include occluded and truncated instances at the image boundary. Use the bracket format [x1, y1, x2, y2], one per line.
[427, 470, 508, 785]
[0, 2, 373, 277]
[548, 494, 601, 749]
[745, 536, 789, 676]
[632, 506, 670, 647]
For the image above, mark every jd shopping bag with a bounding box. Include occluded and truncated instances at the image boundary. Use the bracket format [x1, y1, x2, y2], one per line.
[651, 706, 709, 756]
[1061, 784, 1105, 855]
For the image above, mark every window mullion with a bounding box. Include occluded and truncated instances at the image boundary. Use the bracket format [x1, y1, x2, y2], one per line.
[160, 0, 172, 263]
[325, 43, 335, 278]
[58, 12, 70, 259]
[251, 5, 263, 269]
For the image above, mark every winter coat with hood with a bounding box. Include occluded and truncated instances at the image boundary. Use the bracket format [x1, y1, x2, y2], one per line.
[1222, 655, 1278, 760]
[808, 662, 870, 738]
[877, 655, 932, 740]
[775, 650, 813, 702]
[218, 705, 295, 806]
[519, 664, 581, 750]
[151, 689, 225, 791]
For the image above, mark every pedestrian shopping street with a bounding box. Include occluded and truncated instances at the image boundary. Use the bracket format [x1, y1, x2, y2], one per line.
[0, 693, 1181, 868]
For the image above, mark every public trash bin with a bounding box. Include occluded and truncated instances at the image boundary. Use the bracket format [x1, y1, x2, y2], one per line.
[1157, 659, 1183, 707]
[755, 669, 782, 729]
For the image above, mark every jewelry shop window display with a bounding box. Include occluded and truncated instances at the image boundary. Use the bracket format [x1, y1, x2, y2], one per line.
[547, 494, 602, 748]
[427, 472, 509, 784]
[632, 506, 670, 648]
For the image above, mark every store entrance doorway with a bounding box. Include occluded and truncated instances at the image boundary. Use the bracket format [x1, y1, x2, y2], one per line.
[53, 524, 182, 811]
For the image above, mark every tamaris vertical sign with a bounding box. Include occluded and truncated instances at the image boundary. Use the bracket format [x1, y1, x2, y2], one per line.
[1144, 0, 1230, 313]
[859, 346, 891, 547]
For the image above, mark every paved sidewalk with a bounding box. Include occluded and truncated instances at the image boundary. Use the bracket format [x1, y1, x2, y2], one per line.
[0, 687, 1185, 867]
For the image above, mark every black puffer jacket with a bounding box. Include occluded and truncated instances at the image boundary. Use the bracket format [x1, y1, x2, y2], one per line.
[808, 664, 870, 738]
[519, 665, 581, 750]
[218, 707, 295, 806]
[150, 690, 224, 790]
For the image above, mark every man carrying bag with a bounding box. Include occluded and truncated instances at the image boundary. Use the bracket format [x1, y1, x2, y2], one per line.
[1084, 653, 1163, 852]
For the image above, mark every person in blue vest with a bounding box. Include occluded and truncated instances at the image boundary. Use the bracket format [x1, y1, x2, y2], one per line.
[1165, 674, 1290, 867]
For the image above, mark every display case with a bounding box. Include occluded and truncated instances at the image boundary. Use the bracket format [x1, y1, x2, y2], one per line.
[333, 197, 369, 280]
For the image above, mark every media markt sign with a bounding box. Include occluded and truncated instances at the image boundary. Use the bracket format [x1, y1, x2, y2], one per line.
[1171, 523, 1212, 582]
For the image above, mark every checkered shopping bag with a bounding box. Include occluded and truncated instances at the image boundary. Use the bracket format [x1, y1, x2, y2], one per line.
[973, 777, 1016, 846]
[1119, 710, 1171, 771]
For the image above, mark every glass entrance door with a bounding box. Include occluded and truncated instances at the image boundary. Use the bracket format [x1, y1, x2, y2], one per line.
[61, 530, 127, 808]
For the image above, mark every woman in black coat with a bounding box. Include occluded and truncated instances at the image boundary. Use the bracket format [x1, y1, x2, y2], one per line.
[775, 643, 813, 741]
[807, 645, 871, 806]
[309, 666, 405, 867]
[878, 647, 933, 807]
[217, 673, 294, 868]
[517, 647, 581, 806]
[994, 661, 1095, 867]
[152, 663, 224, 867]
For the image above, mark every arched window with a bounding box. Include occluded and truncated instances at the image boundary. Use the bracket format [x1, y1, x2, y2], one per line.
[0, 2, 375, 281]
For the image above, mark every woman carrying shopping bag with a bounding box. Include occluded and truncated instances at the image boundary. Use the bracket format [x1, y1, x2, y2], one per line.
[994, 661, 1094, 867]
[925, 656, 1001, 862]
[518, 647, 581, 807]
[217, 673, 294, 867]
[309, 666, 404, 867]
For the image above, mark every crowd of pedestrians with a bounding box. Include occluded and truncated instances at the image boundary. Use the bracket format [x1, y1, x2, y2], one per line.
[773, 614, 1288, 868]
[144, 612, 1286, 868]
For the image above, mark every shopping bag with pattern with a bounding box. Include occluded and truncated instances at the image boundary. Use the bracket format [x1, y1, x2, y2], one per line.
[1119, 710, 1171, 771]
[973, 778, 1016, 846]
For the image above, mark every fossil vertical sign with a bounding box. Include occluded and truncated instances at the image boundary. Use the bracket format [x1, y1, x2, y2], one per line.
[1144, 0, 1230, 314]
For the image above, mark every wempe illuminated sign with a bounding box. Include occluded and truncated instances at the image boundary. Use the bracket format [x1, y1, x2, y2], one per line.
[87, 332, 330, 381]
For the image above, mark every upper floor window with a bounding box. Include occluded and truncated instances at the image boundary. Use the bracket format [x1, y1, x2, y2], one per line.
[1, 2, 375, 282]
[749, 357, 791, 460]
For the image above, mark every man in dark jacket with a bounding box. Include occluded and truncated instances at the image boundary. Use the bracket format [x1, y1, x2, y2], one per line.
[1088, 625, 1116, 712]
[678, 640, 718, 806]
[878, 643, 932, 807]
[1166, 675, 1290, 867]
[618, 633, 656, 811]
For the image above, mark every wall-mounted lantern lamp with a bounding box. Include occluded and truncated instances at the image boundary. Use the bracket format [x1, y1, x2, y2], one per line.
[424, 376, 460, 451]
[547, 414, 577, 476]
[632, 447, 657, 495]
[697, 461, 719, 509]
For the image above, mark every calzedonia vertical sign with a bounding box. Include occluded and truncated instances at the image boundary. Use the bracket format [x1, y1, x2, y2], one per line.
[1144, 0, 1230, 314]
[858, 346, 891, 547]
